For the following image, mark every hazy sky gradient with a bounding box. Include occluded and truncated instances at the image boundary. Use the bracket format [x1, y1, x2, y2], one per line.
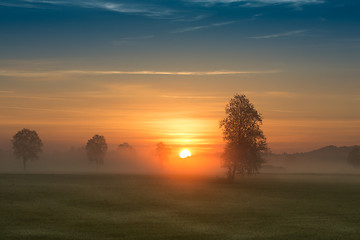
[1, 0, 359, 153]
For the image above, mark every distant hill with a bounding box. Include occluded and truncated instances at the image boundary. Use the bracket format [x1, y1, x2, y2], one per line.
[262, 145, 360, 173]
[290, 145, 359, 162]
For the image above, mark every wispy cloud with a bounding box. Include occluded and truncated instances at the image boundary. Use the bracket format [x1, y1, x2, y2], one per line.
[160, 95, 225, 99]
[2, 0, 174, 18]
[0, 2, 45, 8]
[0, 95, 74, 101]
[80, 1, 173, 18]
[187, 0, 324, 7]
[23, 0, 65, 3]
[265, 91, 298, 98]
[0, 106, 83, 113]
[0, 69, 280, 77]
[250, 29, 307, 39]
[271, 109, 297, 113]
[171, 14, 209, 22]
[245, 91, 298, 98]
[171, 21, 235, 33]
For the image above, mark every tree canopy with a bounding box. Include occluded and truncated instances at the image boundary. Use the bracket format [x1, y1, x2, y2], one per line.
[118, 142, 137, 159]
[85, 135, 108, 166]
[155, 142, 171, 163]
[347, 147, 360, 167]
[11, 128, 43, 170]
[219, 94, 268, 180]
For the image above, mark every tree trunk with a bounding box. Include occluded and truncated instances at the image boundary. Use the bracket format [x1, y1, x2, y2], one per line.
[228, 172, 235, 182]
[227, 161, 236, 182]
[23, 158, 27, 171]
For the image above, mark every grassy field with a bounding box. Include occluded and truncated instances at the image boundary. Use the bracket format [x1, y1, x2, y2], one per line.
[1, 173, 360, 240]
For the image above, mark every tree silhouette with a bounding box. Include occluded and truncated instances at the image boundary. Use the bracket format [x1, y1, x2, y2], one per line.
[347, 147, 360, 167]
[118, 142, 137, 159]
[155, 142, 171, 163]
[11, 128, 43, 170]
[85, 135, 108, 166]
[219, 94, 268, 180]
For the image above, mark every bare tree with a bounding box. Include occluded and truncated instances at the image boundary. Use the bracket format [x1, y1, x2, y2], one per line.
[155, 142, 171, 163]
[219, 94, 268, 180]
[11, 128, 43, 170]
[86, 135, 108, 166]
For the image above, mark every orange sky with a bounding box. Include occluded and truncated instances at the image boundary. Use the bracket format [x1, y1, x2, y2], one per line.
[1, 63, 359, 156]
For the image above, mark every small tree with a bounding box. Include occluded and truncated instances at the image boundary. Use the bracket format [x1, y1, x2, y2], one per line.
[11, 128, 43, 170]
[155, 142, 171, 163]
[219, 94, 268, 180]
[347, 147, 360, 167]
[86, 135, 108, 166]
[118, 142, 137, 159]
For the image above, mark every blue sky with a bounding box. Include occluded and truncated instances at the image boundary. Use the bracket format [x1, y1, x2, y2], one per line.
[0, 0, 360, 152]
[1, 0, 359, 68]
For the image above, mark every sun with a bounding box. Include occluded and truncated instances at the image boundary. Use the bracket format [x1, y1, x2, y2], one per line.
[180, 149, 191, 158]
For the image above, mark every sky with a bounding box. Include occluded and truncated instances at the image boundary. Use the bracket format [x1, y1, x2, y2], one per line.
[0, 0, 360, 155]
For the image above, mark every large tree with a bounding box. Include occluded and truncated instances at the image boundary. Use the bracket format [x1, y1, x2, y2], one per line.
[11, 128, 43, 170]
[219, 94, 268, 180]
[85, 135, 108, 166]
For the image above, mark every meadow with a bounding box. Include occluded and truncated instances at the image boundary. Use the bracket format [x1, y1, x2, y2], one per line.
[1, 173, 360, 240]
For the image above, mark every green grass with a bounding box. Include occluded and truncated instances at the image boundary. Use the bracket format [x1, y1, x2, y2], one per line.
[1, 174, 360, 240]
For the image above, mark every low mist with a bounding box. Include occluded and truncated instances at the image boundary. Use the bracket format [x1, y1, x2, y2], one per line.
[1, 144, 359, 175]
[262, 145, 360, 174]
[0, 144, 223, 175]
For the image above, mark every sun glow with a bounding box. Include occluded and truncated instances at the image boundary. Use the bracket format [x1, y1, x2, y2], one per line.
[180, 149, 191, 158]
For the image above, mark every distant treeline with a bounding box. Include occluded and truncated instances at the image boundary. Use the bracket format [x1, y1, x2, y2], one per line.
[6, 128, 172, 171]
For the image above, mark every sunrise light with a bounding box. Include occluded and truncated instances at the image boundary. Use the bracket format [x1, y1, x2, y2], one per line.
[180, 149, 191, 158]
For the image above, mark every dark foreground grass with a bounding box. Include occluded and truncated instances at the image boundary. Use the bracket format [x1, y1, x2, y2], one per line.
[1, 173, 360, 240]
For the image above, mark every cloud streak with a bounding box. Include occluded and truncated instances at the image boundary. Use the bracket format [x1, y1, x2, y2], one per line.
[250, 29, 307, 39]
[0, 106, 83, 113]
[2, 0, 174, 18]
[187, 0, 325, 10]
[80, 1, 173, 18]
[160, 95, 225, 99]
[0, 69, 280, 77]
[171, 21, 235, 33]
[187, 0, 324, 7]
